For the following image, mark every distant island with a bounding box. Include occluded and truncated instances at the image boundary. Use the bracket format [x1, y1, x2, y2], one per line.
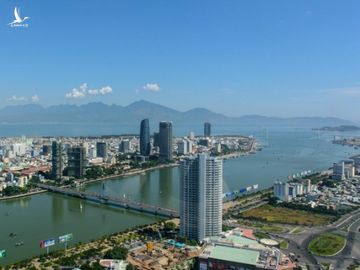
[315, 125, 360, 132]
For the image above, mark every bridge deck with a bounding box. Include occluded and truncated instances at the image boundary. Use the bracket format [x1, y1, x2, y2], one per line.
[38, 184, 179, 218]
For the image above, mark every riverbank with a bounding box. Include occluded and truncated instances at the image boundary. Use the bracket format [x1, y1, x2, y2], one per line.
[0, 163, 180, 202]
[0, 147, 256, 202]
[4, 219, 174, 269]
[81, 162, 179, 186]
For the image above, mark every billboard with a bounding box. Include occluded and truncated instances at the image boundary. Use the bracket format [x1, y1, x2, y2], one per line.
[0, 250, 6, 258]
[40, 238, 55, 248]
[59, 234, 73, 243]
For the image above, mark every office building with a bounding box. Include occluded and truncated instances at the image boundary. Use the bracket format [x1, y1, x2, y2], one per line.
[159, 122, 173, 160]
[332, 160, 355, 180]
[11, 143, 26, 156]
[52, 141, 63, 179]
[204, 122, 211, 137]
[273, 180, 315, 202]
[180, 153, 223, 241]
[177, 139, 188, 155]
[140, 119, 151, 156]
[215, 142, 222, 153]
[119, 140, 131, 153]
[96, 142, 107, 159]
[67, 146, 86, 178]
[42, 144, 51, 155]
[186, 139, 193, 154]
[89, 145, 97, 159]
[153, 132, 160, 147]
[350, 155, 360, 174]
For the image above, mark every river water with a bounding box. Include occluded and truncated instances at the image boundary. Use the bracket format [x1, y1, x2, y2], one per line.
[0, 127, 359, 265]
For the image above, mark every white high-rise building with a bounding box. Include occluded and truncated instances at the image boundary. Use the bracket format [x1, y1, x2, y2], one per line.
[177, 139, 188, 155]
[11, 143, 26, 156]
[180, 153, 223, 242]
[186, 139, 193, 154]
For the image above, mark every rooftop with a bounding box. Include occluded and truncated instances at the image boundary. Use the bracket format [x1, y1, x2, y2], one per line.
[207, 245, 259, 265]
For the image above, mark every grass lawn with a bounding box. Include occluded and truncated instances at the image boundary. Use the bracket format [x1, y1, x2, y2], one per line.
[292, 227, 304, 234]
[308, 233, 346, 256]
[241, 204, 333, 226]
[260, 225, 284, 233]
[279, 240, 289, 249]
[254, 231, 268, 239]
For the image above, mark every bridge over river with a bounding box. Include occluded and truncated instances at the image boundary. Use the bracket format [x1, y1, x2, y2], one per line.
[38, 184, 179, 218]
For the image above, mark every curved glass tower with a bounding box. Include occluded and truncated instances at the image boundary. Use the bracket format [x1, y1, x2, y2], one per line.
[140, 119, 151, 156]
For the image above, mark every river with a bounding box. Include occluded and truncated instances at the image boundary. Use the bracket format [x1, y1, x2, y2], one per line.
[1, 127, 359, 265]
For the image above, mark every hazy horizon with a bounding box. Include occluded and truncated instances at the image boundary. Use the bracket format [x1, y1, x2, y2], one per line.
[0, 99, 357, 123]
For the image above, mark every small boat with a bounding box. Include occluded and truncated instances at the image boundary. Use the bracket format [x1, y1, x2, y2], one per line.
[15, 241, 24, 247]
[9, 233, 17, 237]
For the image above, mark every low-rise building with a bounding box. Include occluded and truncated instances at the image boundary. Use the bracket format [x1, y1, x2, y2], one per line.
[199, 228, 295, 270]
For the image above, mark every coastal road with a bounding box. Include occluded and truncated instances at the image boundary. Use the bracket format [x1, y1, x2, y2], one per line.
[332, 215, 360, 269]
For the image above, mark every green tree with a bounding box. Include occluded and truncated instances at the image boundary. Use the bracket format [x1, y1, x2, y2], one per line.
[104, 246, 128, 260]
[164, 221, 177, 231]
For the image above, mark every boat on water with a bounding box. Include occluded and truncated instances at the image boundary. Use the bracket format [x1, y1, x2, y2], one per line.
[9, 232, 17, 237]
[15, 241, 24, 247]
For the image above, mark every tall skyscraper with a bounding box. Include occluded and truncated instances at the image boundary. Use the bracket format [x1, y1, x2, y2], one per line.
[67, 146, 86, 178]
[52, 141, 63, 179]
[204, 122, 211, 137]
[180, 153, 223, 241]
[159, 121, 173, 160]
[153, 132, 160, 147]
[119, 140, 131, 153]
[140, 119, 151, 156]
[96, 142, 107, 159]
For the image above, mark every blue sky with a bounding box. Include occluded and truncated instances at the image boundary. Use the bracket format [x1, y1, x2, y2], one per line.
[0, 1, 360, 121]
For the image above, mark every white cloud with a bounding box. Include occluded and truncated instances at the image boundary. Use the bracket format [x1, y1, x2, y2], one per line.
[65, 88, 86, 99]
[31, 95, 40, 102]
[142, 83, 160, 92]
[66, 83, 113, 98]
[88, 89, 99, 95]
[8, 94, 41, 103]
[8, 95, 27, 102]
[79, 83, 87, 92]
[99, 86, 112, 95]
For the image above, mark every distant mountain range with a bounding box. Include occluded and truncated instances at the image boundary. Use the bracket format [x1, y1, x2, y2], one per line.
[0, 100, 353, 128]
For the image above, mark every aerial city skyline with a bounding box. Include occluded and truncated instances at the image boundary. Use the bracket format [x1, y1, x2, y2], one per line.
[1, 1, 360, 270]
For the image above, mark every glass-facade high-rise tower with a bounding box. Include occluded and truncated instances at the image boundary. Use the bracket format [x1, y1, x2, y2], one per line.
[140, 119, 150, 156]
[204, 122, 211, 137]
[96, 142, 107, 159]
[180, 153, 223, 241]
[52, 141, 63, 179]
[159, 121, 173, 160]
[67, 146, 86, 179]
